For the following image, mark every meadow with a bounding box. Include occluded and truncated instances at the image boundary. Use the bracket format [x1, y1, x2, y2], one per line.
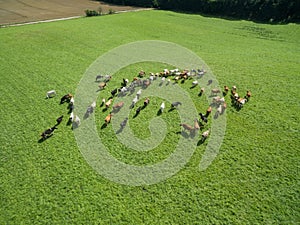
[0, 10, 299, 224]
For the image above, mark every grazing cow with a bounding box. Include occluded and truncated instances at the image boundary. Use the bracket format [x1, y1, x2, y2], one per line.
[245, 90, 252, 99]
[122, 78, 129, 87]
[222, 103, 227, 114]
[199, 113, 208, 123]
[41, 126, 57, 140]
[211, 88, 221, 95]
[132, 96, 138, 107]
[118, 86, 128, 96]
[111, 88, 118, 97]
[105, 99, 113, 108]
[85, 106, 94, 116]
[136, 89, 142, 98]
[194, 119, 201, 130]
[73, 115, 81, 128]
[60, 93, 72, 104]
[56, 115, 63, 125]
[69, 112, 74, 122]
[120, 117, 128, 129]
[144, 98, 150, 107]
[91, 101, 96, 109]
[105, 113, 112, 124]
[170, 68, 179, 74]
[208, 79, 213, 85]
[160, 102, 165, 113]
[212, 96, 221, 104]
[201, 129, 210, 142]
[98, 82, 107, 89]
[166, 79, 171, 85]
[100, 98, 105, 107]
[112, 101, 124, 112]
[70, 97, 75, 105]
[180, 123, 194, 132]
[231, 85, 237, 95]
[68, 102, 74, 113]
[217, 104, 223, 115]
[139, 70, 146, 77]
[192, 80, 198, 87]
[104, 75, 112, 83]
[205, 106, 212, 117]
[143, 79, 151, 88]
[85, 101, 96, 117]
[171, 102, 182, 108]
[223, 86, 229, 96]
[199, 87, 205, 96]
[46, 90, 56, 98]
[237, 98, 247, 108]
[95, 74, 103, 81]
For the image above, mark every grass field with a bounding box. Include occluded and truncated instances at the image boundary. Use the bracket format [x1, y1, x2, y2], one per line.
[0, 10, 299, 224]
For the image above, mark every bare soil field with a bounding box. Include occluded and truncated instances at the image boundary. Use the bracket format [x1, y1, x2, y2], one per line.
[0, 0, 144, 25]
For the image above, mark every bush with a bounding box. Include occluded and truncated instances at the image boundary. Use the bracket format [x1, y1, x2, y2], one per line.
[108, 8, 116, 14]
[85, 9, 100, 17]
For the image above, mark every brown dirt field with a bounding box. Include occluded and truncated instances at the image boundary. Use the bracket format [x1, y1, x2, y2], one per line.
[0, 0, 145, 25]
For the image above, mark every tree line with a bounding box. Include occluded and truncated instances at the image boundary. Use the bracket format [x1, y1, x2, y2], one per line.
[99, 0, 299, 23]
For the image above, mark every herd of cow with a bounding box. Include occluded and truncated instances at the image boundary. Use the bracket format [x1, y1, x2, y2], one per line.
[40, 68, 251, 143]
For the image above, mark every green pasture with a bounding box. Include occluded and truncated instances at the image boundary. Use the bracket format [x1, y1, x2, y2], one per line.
[0, 10, 299, 224]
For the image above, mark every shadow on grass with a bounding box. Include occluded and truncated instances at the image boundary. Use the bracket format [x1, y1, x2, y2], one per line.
[38, 134, 53, 143]
[157, 109, 162, 116]
[101, 123, 108, 129]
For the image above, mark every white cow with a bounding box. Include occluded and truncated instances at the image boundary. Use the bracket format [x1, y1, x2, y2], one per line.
[46, 90, 56, 98]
